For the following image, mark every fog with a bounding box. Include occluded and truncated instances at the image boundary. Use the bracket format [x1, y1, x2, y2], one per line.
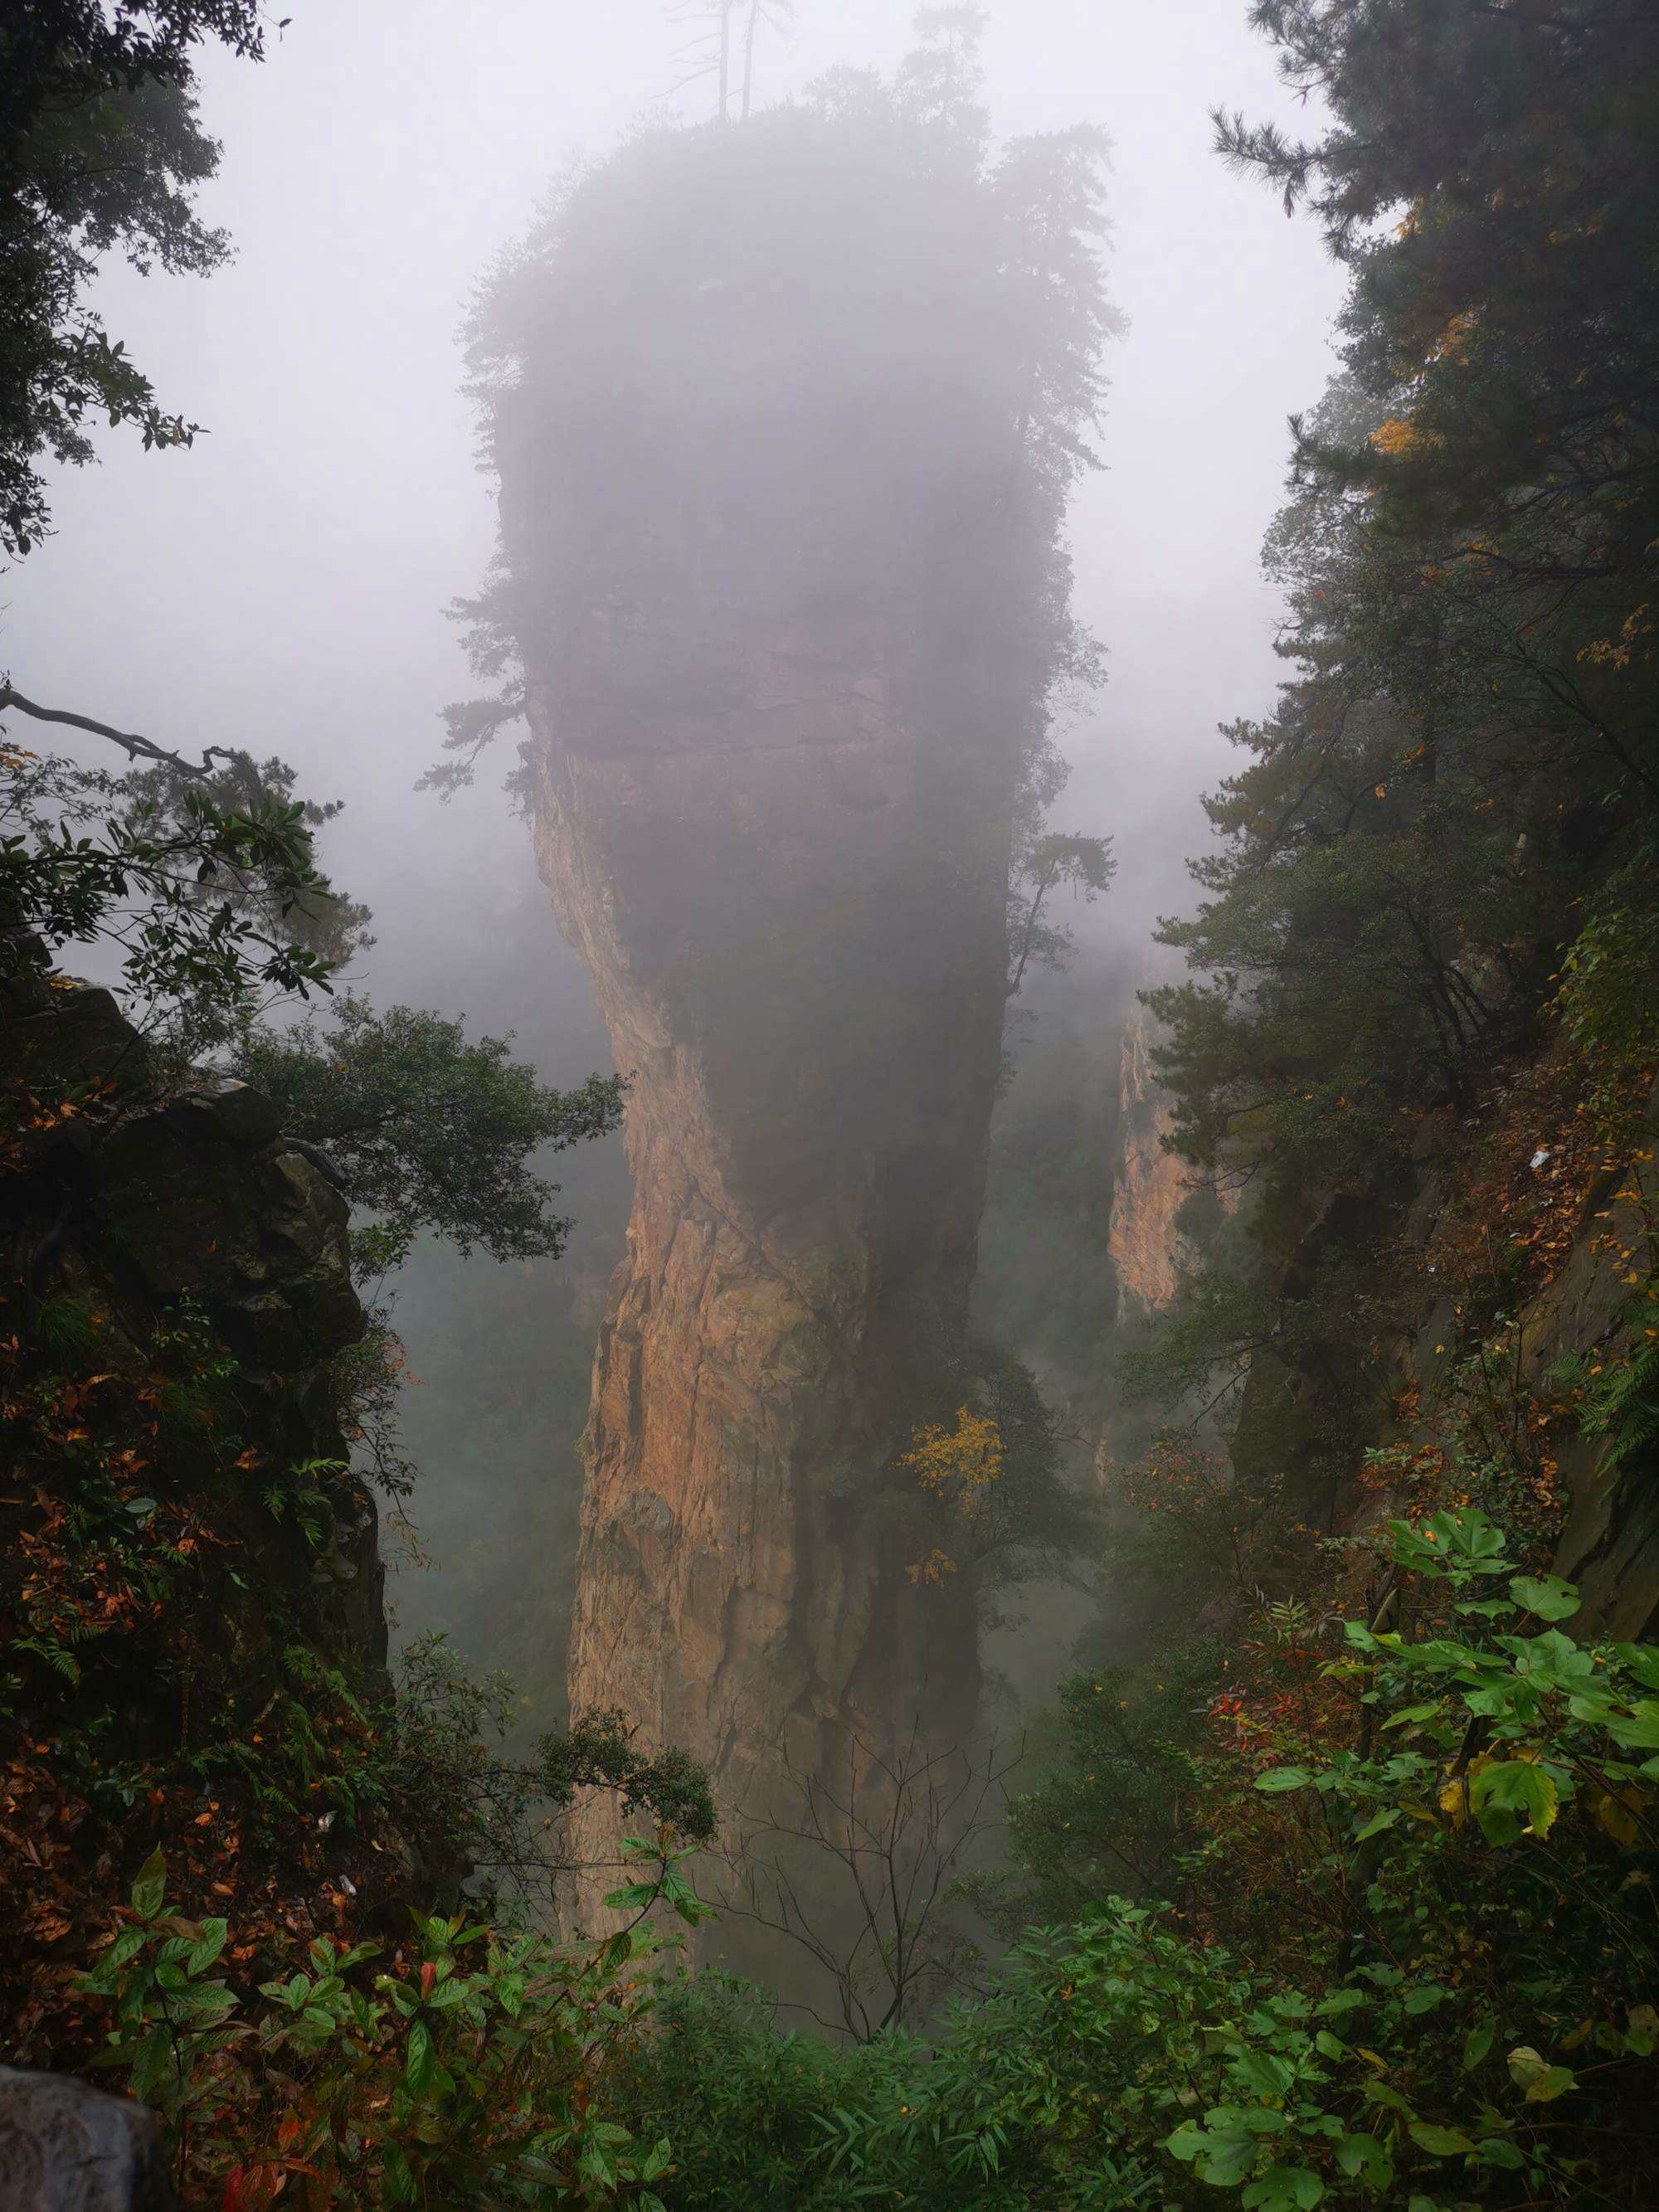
[7, 1, 1341, 1701]
[11, 0, 1340, 991]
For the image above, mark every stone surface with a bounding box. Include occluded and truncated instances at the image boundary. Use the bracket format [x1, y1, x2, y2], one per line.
[528, 627, 1000, 1918]
[0, 2066, 175, 2210]
[508, 394, 1026, 1920]
[1109, 1011, 1209, 1318]
[485, 125, 1078, 1937]
[0, 958, 385, 1702]
[1233, 1082, 1659, 1636]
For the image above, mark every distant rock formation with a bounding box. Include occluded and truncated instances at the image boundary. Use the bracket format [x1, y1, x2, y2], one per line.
[1108, 1009, 1221, 1319]
[464, 58, 1123, 1942]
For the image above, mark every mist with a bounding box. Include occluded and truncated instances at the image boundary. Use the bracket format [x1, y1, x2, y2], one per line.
[11, 0, 1340, 985]
[7, 3, 1340, 1707]
[14, 0, 1659, 2192]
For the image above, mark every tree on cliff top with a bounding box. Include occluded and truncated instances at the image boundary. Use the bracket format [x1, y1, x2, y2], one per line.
[427, 7, 1121, 814]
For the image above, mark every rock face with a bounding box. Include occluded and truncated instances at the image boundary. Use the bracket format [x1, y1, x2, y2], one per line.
[525, 581, 1005, 1909]
[1109, 1014, 1190, 1317]
[0, 2066, 174, 2211]
[1225, 1056, 1659, 1636]
[0, 969, 382, 1685]
[1, 956, 397, 2083]
[1391, 1090, 1659, 1638]
[1108, 1010, 1234, 1320]
[478, 104, 1084, 1921]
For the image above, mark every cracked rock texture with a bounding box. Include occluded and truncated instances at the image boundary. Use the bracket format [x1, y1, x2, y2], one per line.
[1109, 1013, 1193, 1318]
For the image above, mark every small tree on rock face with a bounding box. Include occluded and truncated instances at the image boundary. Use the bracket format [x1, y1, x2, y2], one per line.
[1006, 830, 1115, 998]
[895, 1352, 1099, 1599]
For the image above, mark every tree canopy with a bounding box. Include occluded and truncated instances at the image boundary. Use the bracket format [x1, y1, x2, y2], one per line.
[0, 1, 267, 557]
[234, 999, 626, 1277]
[1152, 0, 1659, 1217]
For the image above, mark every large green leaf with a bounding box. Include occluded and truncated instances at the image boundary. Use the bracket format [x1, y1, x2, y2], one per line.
[1509, 1574, 1580, 1622]
[1241, 2164, 1325, 2209]
[1470, 1759, 1558, 1840]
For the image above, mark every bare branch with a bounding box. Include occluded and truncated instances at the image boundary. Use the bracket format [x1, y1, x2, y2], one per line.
[0, 680, 236, 781]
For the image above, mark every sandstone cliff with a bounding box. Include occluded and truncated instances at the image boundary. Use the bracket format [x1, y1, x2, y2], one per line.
[1108, 1009, 1235, 1320]
[482, 114, 1058, 1909]
[526, 578, 1004, 1910]
[1109, 1012, 1192, 1317]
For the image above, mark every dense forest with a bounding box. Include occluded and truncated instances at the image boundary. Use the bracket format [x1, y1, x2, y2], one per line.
[3, 2, 1659, 2209]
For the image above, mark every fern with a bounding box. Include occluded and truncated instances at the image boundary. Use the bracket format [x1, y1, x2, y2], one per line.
[1584, 1344, 1659, 1470]
[1579, 1307, 1659, 1472]
[17, 1635, 80, 1684]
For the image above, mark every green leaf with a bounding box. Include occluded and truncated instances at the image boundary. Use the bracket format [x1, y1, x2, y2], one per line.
[187, 1919, 228, 1975]
[405, 2020, 435, 2099]
[1254, 1767, 1314, 1794]
[1471, 1759, 1558, 1839]
[601, 1881, 660, 1912]
[1240, 2166, 1324, 2210]
[103, 1928, 148, 1973]
[1408, 2121, 1477, 2157]
[1473, 2137, 1525, 2170]
[1509, 1573, 1580, 1621]
[1462, 2020, 1495, 2072]
[1165, 2122, 1256, 2186]
[1232, 2049, 1296, 2099]
[1604, 1699, 1659, 1752]
[1353, 1807, 1399, 1841]
[129, 1850, 166, 1923]
[1506, 2045, 1575, 2103]
[1316, 1989, 1369, 2016]
[1334, 2133, 1388, 2182]
[129, 2024, 173, 2102]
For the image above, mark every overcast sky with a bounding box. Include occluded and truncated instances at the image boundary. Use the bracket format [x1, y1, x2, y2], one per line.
[7, 0, 1344, 1026]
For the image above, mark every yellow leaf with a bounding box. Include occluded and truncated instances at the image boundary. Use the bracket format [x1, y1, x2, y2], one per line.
[1589, 1786, 1642, 1846]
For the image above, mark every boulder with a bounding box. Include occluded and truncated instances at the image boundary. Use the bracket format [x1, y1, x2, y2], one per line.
[0, 2067, 175, 2210]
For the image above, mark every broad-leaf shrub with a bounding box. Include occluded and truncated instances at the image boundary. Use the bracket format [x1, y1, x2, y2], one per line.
[609, 1510, 1658, 2209]
[78, 1842, 703, 2208]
